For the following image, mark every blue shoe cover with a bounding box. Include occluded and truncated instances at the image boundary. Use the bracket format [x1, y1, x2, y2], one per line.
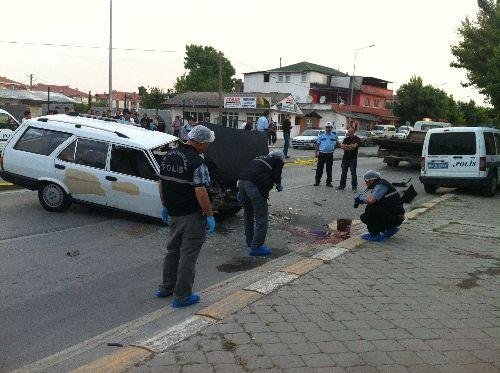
[172, 294, 200, 308]
[361, 233, 385, 242]
[383, 227, 400, 239]
[249, 246, 272, 256]
[155, 289, 173, 298]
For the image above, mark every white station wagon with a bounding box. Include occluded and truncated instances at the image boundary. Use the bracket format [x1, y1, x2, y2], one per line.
[0, 114, 178, 218]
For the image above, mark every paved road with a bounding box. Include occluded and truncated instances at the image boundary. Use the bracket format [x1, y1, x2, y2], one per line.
[0, 151, 436, 371]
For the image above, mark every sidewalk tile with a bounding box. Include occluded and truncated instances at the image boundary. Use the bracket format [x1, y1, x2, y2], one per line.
[271, 354, 305, 368]
[330, 352, 365, 367]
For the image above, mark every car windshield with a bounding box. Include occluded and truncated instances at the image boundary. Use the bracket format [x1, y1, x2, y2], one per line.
[373, 126, 385, 131]
[397, 127, 409, 133]
[336, 130, 346, 136]
[300, 130, 320, 136]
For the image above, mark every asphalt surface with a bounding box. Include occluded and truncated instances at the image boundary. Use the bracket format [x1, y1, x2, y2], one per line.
[0, 148, 438, 371]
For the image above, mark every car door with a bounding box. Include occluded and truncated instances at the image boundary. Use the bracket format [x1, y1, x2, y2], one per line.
[107, 144, 162, 218]
[54, 137, 112, 206]
[425, 130, 479, 178]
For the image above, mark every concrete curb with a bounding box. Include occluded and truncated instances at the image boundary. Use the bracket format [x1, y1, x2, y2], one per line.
[70, 193, 456, 372]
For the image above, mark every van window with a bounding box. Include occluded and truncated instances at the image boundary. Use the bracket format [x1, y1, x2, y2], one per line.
[495, 134, 500, 155]
[374, 126, 385, 131]
[14, 127, 72, 156]
[483, 132, 496, 156]
[0, 113, 18, 131]
[74, 139, 108, 169]
[110, 145, 156, 180]
[428, 132, 476, 155]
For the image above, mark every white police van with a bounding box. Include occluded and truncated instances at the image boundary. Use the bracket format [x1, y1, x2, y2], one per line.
[0, 114, 177, 217]
[420, 127, 500, 196]
[0, 109, 20, 152]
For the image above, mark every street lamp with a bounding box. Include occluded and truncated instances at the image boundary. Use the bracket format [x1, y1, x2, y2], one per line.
[348, 44, 375, 127]
[108, 0, 113, 110]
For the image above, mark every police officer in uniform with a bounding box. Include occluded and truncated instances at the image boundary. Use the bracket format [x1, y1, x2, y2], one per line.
[156, 125, 216, 307]
[314, 122, 338, 187]
[355, 170, 405, 241]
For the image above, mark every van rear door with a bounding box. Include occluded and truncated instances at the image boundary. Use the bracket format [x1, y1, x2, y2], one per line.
[425, 130, 479, 178]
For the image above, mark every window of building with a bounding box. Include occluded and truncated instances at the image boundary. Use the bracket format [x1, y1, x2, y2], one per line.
[278, 74, 283, 83]
[14, 127, 72, 156]
[285, 74, 291, 83]
[373, 99, 379, 108]
[110, 145, 156, 180]
[222, 111, 239, 128]
[301, 72, 307, 83]
[264, 73, 270, 83]
[364, 97, 370, 107]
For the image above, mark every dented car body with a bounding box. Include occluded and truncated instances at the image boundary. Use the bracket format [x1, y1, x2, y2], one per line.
[0, 114, 267, 219]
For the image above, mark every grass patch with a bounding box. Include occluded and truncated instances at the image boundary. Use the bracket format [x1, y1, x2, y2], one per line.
[221, 338, 236, 352]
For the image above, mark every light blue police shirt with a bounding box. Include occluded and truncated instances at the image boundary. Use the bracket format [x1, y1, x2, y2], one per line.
[316, 131, 338, 153]
[256, 116, 269, 132]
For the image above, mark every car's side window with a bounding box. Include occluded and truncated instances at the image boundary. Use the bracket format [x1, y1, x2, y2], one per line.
[14, 127, 72, 156]
[110, 145, 156, 180]
[73, 139, 108, 169]
[58, 140, 77, 162]
[484, 132, 496, 156]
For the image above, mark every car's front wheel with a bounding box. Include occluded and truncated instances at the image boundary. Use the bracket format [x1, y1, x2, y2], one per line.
[38, 182, 72, 212]
[424, 183, 438, 194]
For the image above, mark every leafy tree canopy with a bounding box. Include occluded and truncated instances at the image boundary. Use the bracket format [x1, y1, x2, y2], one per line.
[451, 0, 500, 113]
[174, 45, 236, 93]
[138, 86, 169, 109]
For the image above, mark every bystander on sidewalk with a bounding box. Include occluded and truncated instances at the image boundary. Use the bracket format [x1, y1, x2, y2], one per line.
[132, 193, 500, 372]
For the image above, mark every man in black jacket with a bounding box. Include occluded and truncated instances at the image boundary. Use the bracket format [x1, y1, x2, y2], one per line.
[356, 170, 405, 241]
[238, 150, 285, 256]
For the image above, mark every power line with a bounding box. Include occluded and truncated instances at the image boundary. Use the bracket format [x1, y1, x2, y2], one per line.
[0, 40, 176, 53]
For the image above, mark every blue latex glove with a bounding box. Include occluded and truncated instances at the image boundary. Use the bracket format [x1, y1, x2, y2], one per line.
[206, 216, 216, 235]
[236, 191, 243, 203]
[277, 184, 284, 192]
[358, 194, 366, 202]
[161, 206, 169, 225]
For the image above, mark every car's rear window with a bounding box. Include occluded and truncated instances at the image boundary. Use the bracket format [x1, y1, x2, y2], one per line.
[14, 127, 72, 156]
[428, 132, 476, 155]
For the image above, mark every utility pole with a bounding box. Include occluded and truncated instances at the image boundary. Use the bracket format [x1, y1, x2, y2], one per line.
[47, 87, 51, 114]
[108, 0, 113, 110]
[28, 74, 34, 89]
[218, 51, 223, 126]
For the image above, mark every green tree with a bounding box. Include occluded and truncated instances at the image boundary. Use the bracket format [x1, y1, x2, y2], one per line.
[394, 76, 460, 124]
[451, 0, 500, 114]
[457, 99, 498, 125]
[174, 45, 235, 93]
[139, 86, 168, 111]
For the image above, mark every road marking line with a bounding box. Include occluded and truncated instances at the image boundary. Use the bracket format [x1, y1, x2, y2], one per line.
[312, 246, 348, 262]
[280, 258, 323, 275]
[244, 272, 299, 295]
[70, 346, 151, 373]
[134, 315, 215, 353]
[0, 182, 13, 186]
[196, 290, 262, 320]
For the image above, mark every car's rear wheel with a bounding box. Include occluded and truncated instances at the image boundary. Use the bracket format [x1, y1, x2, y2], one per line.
[482, 174, 497, 197]
[38, 182, 72, 212]
[424, 183, 438, 194]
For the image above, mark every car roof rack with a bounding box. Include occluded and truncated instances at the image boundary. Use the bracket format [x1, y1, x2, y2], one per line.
[38, 115, 130, 139]
[67, 112, 118, 123]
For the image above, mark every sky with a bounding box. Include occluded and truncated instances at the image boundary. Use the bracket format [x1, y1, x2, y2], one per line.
[1, 0, 487, 105]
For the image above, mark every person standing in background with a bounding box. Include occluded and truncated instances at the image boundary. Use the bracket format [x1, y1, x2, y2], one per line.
[281, 115, 291, 158]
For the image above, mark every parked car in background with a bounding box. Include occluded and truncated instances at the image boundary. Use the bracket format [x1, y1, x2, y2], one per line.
[372, 125, 396, 138]
[0, 109, 20, 152]
[292, 129, 321, 149]
[356, 129, 376, 146]
[420, 126, 500, 196]
[393, 125, 414, 140]
[336, 129, 347, 143]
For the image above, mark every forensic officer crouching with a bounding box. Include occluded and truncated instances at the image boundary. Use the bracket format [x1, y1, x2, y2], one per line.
[156, 125, 216, 308]
[355, 170, 405, 241]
